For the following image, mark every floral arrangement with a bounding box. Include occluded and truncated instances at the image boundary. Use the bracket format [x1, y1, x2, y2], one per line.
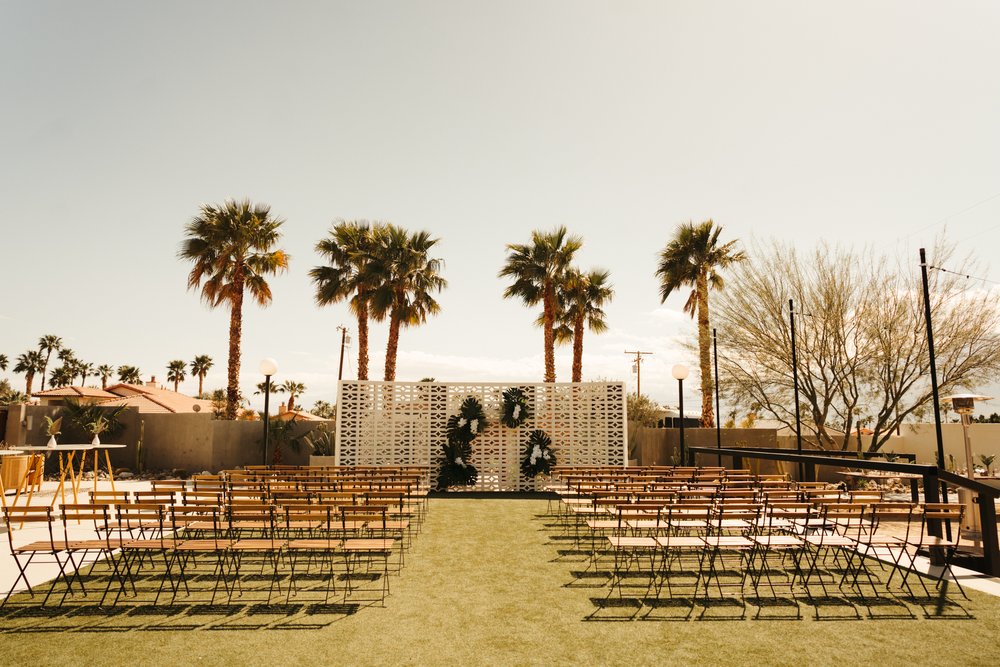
[439, 396, 487, 489]
[500, 387, 530, 428]
[438, 436, 479, 488]
[520, 429, 556, 478]
[446, 396, 487, 443]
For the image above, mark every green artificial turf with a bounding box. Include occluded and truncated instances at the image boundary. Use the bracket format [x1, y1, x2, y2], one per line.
[2, 498, 999, 666]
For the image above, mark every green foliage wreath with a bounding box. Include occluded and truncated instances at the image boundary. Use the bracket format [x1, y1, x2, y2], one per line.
[446, 396, 487, 444]
[520, 429, 556, 478]
[500, 387, 530, 428]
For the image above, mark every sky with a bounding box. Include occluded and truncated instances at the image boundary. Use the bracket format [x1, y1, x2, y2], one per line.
[1, 1, 999, 413]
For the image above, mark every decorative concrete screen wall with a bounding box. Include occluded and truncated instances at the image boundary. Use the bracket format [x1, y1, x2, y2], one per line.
[335, 381, 627, 491]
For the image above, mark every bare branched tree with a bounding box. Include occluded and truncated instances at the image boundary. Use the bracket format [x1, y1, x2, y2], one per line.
[716, 238, 1000, 451]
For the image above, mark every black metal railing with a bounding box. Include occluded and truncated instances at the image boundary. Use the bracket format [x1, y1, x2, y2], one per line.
[688, 445, 1000, 577]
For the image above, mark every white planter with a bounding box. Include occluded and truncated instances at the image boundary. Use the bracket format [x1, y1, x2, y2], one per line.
[91, 434, 101, 445]
[47, 436, 57, 448]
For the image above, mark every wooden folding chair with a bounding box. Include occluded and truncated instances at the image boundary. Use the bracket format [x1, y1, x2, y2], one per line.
[2, 506, 72, 606]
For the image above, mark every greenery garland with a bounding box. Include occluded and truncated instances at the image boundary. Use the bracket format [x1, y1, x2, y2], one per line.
[520, 429, 556, 478]
[500, 387, 530, 428]
[439, 396, 486, 488]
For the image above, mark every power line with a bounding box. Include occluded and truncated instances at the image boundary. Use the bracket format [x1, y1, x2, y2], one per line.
[928, 264, 1000, 287]
[897, 189, 1000, 244]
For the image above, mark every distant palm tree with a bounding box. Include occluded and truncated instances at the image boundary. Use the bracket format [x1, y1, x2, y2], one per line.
[368, 225, 447, 381]
[58, 347, 75, 365]
[49, 366, 75, 388]
[190, 354, 214, 397]
[311, 220, 383, 381]
[179, 198, 290, 419]
[73, 360, 94, 386]
[553, 268, 614, 383]
[37, 334, 62, 390]
[655, 220, 746, 427]
[166, 359, 187, 392]
[0, 353, 7, 371]
[96, 364, 115, 389]
[279, 381, 306, 412]
[14, 350, 45, 395]
[499, 227, 583, 382]
[118, 365, 143, 384]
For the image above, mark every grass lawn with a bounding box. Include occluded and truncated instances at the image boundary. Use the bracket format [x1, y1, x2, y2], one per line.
[2, 498, 999, 666]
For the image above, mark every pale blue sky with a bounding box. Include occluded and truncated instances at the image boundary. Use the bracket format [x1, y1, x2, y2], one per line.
[1, 1, 999, 411]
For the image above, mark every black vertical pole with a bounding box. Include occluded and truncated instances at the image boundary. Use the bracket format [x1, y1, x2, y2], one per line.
[262, 374, 271, 466]
[789, 299, 804, 481]
[678, 378, 686, 465]
[714, 328, 722, 467]
[920, 247, 949, 537]
[338, 327, 347, 381]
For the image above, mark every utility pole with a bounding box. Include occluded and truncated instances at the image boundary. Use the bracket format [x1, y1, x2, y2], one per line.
[336, 325, 351, 381]
[789, 299, 804, 482]
[625, 350, 653, 396]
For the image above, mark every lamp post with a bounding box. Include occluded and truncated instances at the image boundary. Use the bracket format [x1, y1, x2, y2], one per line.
[789, 299, 804, 481]
[259, 358, 278, 466]
[672, 364, 690, 465]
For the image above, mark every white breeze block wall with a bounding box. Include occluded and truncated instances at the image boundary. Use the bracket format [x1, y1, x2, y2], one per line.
[335, 381, 627, 491]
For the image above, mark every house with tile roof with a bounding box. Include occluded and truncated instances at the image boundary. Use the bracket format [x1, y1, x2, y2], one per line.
[33, 377, 213, 414]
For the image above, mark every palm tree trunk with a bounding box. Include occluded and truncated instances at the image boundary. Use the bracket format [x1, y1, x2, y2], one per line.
[226, 287, 244, 420]
[173, 379, 179, 392]
[197, 374, 204, 396]
[101, 376, 108, 390]
[543, 283, 556, 383]
[572, 313, 585, 383]
[696, 275, 714, 428]
[288, 393, 296, 412]
[25, 372, 34, 396]
[41, 352, 52, 390]
[384, 313, 401, 381]
[357, 300, 369, 381]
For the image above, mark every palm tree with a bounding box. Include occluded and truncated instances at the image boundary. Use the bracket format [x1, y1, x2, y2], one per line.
[73, 360, 94, 386]
[254, 381, 279, 396]
[279, 380, 306, 411]
[118, 365, 142, 384]
[166, 360, 187, 392]
[13, 350, 45, 395]
[311, 220, 383, 381]
[368, 225, 447, 381]
[49, 366, 75, 388]
[179, 198, 290, 419]
[96, 364, 115, 389]
[499, 226, 583, 382]
[0, 353, 7, 372]
[655, 220, 746, 427]
[37, 334, 62, 390]
[190, 354, 214, 397]
[554, 268, 614, 383]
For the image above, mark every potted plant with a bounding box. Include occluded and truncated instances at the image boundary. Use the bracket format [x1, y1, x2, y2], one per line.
[303, 424, 336, 467]
[43, 416, 62, 448]
[978, 454, 996, 477]
[87, 416, 109, 445]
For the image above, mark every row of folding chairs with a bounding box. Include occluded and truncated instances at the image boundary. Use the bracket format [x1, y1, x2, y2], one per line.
[3, 492, 424, 608]
[592, 500, 965, 602]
